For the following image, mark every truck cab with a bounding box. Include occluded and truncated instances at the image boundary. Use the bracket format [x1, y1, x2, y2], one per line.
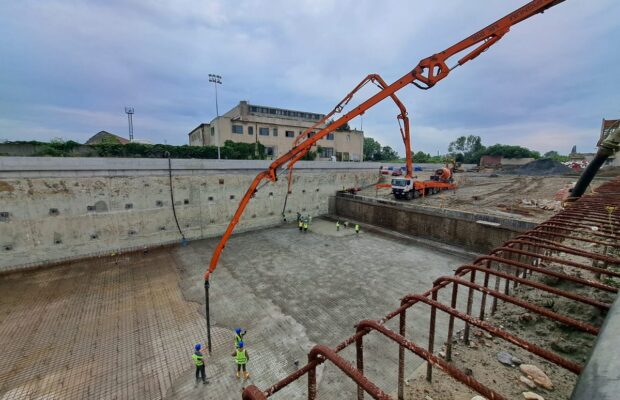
[391, 178, 416, 200]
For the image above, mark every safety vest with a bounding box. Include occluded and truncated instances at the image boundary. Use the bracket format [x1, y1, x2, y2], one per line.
[336, 222, 340, 228]
[303, 222, 308, 229]
[235, 333, 243, 347]
[298, 221, 303, 227]
[355, 224, 360, 232]
[192, 352, 204, 366]
[235, 349, 248, 364]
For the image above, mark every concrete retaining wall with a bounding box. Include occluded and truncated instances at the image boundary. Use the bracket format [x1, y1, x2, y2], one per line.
[331, 193, 537, 253]
[0, 157, 379, 272]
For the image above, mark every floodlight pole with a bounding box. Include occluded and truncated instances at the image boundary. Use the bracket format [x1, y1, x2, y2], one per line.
[124, 107, 134, 141]
[208, 74, 222, 160]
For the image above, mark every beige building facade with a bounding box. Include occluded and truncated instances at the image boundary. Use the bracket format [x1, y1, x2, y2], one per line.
[188, 101, 364, 161]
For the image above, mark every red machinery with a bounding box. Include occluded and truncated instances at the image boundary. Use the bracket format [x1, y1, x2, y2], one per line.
[204, 0, 567, 286]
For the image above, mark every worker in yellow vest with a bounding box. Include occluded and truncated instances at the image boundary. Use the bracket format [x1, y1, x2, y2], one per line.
[232, 341, 250, 379]
[192, 343, 208, 385]
[336, 221, 340, 231]
[355, 224, 360, 234]
[298, 219, 303, 231]
[303, 220, 309, 232]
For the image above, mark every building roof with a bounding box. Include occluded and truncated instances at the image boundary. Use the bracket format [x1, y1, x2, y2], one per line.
[85, 131, 130, 145]
[247, 103, 324, 122]
[188, 123, 210, 136]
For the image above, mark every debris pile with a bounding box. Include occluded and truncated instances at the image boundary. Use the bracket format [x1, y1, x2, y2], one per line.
[521, 198, 563, 211]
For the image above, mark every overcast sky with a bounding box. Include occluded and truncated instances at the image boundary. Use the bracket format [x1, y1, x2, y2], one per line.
[1, 0, 618, 155]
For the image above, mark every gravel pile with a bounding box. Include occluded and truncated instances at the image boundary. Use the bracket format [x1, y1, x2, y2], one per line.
[507, 158, 574, 176]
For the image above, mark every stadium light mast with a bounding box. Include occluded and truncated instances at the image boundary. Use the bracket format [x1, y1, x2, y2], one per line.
[124, 107, 134, 142]
[208, 74, 222, 160]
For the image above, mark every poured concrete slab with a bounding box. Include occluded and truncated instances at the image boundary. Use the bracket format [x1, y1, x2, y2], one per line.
[0, 220, 473, 400]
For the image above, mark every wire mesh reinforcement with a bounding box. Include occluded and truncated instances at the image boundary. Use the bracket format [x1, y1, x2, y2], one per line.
[242, 177, 620, 400]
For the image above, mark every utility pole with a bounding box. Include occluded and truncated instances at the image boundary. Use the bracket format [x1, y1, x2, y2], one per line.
[208, 74, 222, 160]
[124, 107, 134, 141]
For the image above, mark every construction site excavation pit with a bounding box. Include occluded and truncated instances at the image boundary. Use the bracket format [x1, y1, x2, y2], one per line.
[0, 219, 476, 400]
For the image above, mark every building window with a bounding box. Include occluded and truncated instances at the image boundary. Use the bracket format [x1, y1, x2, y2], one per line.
[232, 124, 243, 134]
[211, 127, 215, 136]
[265, 147, 275, 156]
[308, 131, 316, 138]
[326, 133, 334, 140]
[259, 127, 269, 136]
[347, 134, 351, 142]
[285, 130, 294, 138]
[272, 128, 278, 137]
[322, 147, 334, 158]
[248, 126, 254, 135]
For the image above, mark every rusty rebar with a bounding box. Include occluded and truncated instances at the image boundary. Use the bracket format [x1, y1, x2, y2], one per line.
[241, 177, 620, 399]
[357, 320, 505, 400]
[307, 345, 391, 400]
[399, 294, 582, 374]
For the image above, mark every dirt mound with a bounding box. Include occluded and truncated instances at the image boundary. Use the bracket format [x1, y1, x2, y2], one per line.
[507, 158, 574, 176]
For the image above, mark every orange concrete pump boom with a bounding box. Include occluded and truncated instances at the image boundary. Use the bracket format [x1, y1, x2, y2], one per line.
[204, 0, 566, 281]
[280, 74, 411, 217]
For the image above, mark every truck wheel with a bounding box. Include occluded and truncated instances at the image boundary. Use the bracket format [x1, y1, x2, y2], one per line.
[406, 191, 414, 200]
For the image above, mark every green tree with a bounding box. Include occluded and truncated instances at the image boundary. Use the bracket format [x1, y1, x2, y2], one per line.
[335, 122, 352, 132]
[543, 150, 559, 158]
[302, 150, 317, 160]
[482, 144, 540, 159]
[363, 137, 382, 161]
[543, 150, 568, 162]
[380, 146, 399, 161]
[448, 135, 484, 163]
[413, 151, 431, 163]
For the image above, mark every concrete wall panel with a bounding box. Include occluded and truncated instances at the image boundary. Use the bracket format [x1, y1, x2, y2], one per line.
[0, 158, 377, 272]
[332, 195, 536, 253]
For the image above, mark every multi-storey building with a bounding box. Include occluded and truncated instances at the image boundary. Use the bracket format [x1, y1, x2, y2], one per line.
[188, 101, 364, 161]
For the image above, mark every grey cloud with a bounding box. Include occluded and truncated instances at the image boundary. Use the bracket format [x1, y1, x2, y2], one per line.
[0, 0, 618, 153]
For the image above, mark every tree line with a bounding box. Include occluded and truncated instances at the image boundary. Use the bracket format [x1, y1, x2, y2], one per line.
[0, 139, 267, 159]
[363, 134, 570, 164]
[363, 137, 399, 161]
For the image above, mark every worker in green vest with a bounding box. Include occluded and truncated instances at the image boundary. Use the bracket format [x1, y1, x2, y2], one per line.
[298, 219, 303, 231]
[336, 221, 340, 231]
[232, 341, 250, 379]
[192, 343, 208, 385]
[355, 224, 360, 234]
[303, 220, 309, 232]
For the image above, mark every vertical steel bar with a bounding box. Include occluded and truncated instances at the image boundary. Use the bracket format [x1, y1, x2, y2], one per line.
[356, 335, 364, 400]
[398, 310, 406, 400]
[446, 282, 459, 361]
[463, 269, 476, 344]
[308, 356, 317, 400]
[513, 242, 524, 290]
[491, 269, 501, 314]
[479, 259, 492, 321]
[426, 291, 438, 382]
